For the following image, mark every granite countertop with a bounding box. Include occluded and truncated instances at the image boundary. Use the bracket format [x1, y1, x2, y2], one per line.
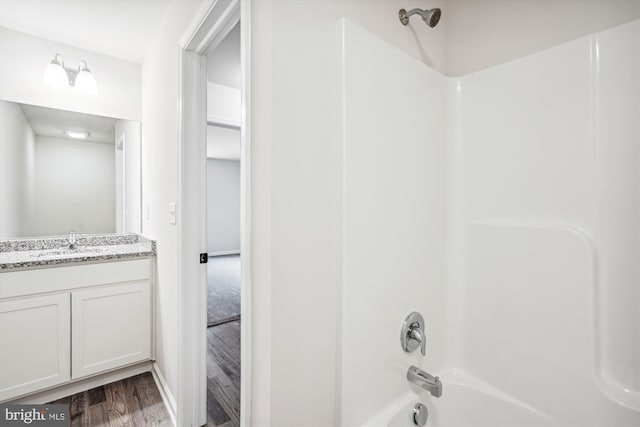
[0, 234, 156, 271]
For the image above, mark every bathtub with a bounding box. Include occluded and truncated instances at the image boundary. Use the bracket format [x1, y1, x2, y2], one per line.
[362, 369, 559, 427]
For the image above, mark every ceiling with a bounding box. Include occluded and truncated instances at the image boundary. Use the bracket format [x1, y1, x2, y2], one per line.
[206, 22, 240, 89]
[20, 103, 116, 144]
[0, 0, 170, 63]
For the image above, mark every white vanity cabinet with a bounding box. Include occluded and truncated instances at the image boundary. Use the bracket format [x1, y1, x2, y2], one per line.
[0, 294, 71, 400]
[72, 281, 151, 378]
[0, 258, 153, 401]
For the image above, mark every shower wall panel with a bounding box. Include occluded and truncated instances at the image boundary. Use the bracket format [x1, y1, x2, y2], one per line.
[337, 16, 638, 427]
[340, 20, 446, 426]
[454, 19, 640, 422]
[591, 20, 640, 410]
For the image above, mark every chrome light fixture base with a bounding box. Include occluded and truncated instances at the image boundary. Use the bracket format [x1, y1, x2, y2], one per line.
[43, 54, 97, 94]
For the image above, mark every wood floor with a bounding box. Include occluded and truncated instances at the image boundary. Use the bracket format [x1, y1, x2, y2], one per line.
[47, 321, 240, 427]
[49, 372, 171, 426]
[206, 320, 241, 427]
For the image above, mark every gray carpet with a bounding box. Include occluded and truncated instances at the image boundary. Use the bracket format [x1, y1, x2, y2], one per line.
[207, 254, 241, 327]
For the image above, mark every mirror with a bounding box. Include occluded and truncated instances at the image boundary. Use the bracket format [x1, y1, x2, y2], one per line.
[0, 100, 141, 238]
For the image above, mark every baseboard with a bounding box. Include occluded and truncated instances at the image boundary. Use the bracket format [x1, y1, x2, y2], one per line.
[207, 314, 241, 328]
[151, 362, 177, 427]
[208, 250, 240, 257]
[8, 361, 153, 404]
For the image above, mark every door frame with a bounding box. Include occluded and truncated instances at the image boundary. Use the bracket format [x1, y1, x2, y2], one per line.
[176, 0, 251, 425]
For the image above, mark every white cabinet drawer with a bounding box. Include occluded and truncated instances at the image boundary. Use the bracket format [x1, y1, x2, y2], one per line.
[0, 294, 71, 400]
[71, 282, 151, 379]
[0, 259, 152, 299]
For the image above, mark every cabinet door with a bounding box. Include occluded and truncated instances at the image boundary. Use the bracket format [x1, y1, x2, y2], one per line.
[0, 294, 71, 401]
[72, 282, 151, 379]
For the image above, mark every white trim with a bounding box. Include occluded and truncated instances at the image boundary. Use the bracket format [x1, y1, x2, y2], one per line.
[180, 0, 240, 54]
[152, 362, 177, 427]
[177, 46, 208, 427]
[151, 255, 157, 361]
[10, 362, 152, 404]
[177, 0, 250, 426]
[178, 1, 216, 49]
[239, 2, 252, 426]
[209, 250, 241, 257]
[118, 131, 126, 232]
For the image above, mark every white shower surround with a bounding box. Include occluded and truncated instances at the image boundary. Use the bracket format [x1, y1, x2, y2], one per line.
[340, 18, 639, 427]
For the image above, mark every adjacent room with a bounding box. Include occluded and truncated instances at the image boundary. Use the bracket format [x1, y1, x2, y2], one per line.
[204, 21, 242, 427]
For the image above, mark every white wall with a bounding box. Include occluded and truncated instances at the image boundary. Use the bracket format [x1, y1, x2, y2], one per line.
[206, 159, 240, 254]
[0, 27, 141, 120]
[206, 22, 240, 89]
[206, 125, 240, 160]
[0, 100, 35, 238]
[140, 0, 208, 403]
[207, 82, 240, 127]
[249, 1, 445, 425]
[444, 0, 640, 76]
[31, 136, 115, 236]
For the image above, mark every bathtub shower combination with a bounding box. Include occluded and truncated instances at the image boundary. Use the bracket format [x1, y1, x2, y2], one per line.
[337, 9, 640, 427]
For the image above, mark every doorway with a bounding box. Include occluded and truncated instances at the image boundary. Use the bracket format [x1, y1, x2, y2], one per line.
[204, 20, 242, 426]
[176, 0, 251, 426]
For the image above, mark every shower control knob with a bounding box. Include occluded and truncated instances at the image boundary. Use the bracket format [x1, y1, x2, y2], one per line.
[401, 312, 426, 356]
[412, 403, 428, 426]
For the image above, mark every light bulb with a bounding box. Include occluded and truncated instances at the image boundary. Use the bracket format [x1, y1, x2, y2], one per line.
[75, 61, 97, 94]
[64, 130, 89, 139]
[43, 55, 69, 88]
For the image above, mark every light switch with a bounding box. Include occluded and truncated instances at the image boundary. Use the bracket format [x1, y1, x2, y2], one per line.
[169, 202, 176, 225]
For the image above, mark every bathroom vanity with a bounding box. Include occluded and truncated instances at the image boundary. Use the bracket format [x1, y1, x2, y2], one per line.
[0, 234, 155, 402]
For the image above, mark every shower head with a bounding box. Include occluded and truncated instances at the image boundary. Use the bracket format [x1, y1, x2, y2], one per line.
[399, 8, 441, 28]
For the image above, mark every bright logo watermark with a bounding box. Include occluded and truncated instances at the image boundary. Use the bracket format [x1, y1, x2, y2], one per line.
[0, 404, 69, 426]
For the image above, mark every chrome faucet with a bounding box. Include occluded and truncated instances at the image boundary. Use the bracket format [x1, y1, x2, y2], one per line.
[407, 365, 442, 398]
[68, 231, 77, 250]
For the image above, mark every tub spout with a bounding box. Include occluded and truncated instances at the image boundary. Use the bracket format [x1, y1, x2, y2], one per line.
[407, 365, 442, 398]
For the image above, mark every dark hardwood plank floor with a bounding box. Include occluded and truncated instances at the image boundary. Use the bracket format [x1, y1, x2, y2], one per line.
[49, 372, 171, 426]
[207, 320, 240, 427]
[46, 322, 240, 427]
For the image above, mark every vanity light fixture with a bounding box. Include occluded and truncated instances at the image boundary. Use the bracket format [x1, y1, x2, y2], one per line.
[43, 54, 98, 94]
[42, 54, 68, 88]
[64, 130, 89, 139]
[74, 60, 98, 94]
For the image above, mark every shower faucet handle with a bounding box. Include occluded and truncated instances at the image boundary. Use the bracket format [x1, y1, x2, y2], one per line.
[409, 325, 426, 356]
[401, 312, 426, 356]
